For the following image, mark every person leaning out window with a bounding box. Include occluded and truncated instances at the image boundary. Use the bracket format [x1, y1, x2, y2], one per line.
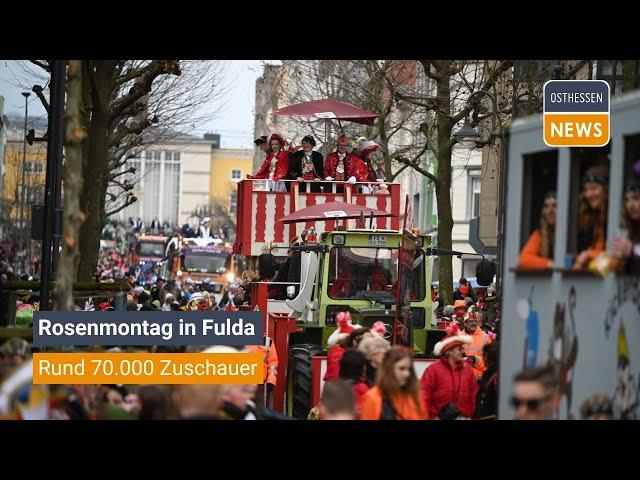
[519, 191, 557, 270]
[573, 165, 609, 270]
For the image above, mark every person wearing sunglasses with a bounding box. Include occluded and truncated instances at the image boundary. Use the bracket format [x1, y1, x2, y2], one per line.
[511, 365, 560, 420]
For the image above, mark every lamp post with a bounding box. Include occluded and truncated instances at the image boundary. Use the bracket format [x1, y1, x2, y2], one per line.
[17, 91, 30, 275]
[452, 90, 505, 294]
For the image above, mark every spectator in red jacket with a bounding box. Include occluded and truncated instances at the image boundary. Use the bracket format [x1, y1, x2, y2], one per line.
[421, 324, 478, 419]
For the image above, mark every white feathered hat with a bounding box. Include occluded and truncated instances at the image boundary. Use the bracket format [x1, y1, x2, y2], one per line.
[433, 324, 472, 356]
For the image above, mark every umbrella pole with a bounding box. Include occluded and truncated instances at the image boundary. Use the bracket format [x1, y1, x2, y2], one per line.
[324, 119, 329, 157]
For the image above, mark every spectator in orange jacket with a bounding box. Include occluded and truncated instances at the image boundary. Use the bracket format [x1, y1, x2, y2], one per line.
[360, 346, 427, 420]
[461, 314, 492, 379]
[519, 191, 556, 270]
[245, 335, 278, 391]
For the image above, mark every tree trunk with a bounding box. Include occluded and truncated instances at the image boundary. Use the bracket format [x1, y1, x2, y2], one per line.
[435, 72, 455, 306]
[55, 60, 86, 310]
[77, 61, 115, 282]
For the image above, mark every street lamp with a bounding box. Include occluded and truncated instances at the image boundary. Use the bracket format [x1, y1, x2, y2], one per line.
[17, 91, 31, 275]
[452, 90, 506, 294]
[452, 90, 501, 146]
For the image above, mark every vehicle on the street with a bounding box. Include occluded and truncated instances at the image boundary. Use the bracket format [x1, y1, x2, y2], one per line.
[174, 237, 234, 303]
[130, 233, 177, 280]
[233, 179, 451, 417]
[499, 90, 640, 420]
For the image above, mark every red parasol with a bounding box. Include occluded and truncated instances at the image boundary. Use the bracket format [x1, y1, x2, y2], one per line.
[277, 201, 395, 224]
[272, 99, 377, 126]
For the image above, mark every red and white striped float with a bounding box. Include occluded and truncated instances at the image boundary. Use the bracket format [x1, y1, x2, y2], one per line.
[234, 180, 401, 257]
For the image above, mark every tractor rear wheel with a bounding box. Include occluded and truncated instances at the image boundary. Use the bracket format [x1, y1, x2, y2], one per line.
[288, 343, 324, 419]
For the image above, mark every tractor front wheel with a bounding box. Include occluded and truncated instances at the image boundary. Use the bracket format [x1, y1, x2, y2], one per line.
[287, 343, 324, 419]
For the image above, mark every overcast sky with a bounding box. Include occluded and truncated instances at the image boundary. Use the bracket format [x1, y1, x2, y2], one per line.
[0, 60, 274, 149]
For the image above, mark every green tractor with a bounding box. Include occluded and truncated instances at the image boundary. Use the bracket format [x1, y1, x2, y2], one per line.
[282, 229, 446, 418]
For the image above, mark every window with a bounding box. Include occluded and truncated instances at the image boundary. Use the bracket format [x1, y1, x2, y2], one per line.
[24, 161, 32, 173]
[230, 191, 237, 215]
[327, 247, 425, 301]
[231, 169, 242, 181]
[163, 152, 180, 225]
[164, 150, 173, 161]
[34, 162, 43, 173]
[520, 150, 558, 255]
[143, 153, 162, 221]
[567, 145, 610, 267]
[597, 60, 624, 95]
[467, 172, 481, 220]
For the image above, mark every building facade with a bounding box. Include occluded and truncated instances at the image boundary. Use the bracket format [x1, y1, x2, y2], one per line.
[2, 127, 47, 227]
[253, 63, 292, 172]
[115, 134, 214, 227]
[209, 147, 253, 216]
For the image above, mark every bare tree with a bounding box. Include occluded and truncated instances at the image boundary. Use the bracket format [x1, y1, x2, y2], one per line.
[24, 60, 229, 282]
[55, 60, 85, 311]
[392, 59, 589, 304]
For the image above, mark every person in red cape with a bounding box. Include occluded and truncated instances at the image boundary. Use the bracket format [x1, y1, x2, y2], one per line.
[324, 135, 361, 193]
[248, 133, 290, 184]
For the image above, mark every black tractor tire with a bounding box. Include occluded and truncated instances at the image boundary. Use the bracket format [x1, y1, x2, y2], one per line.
[288, 343, 325, 419]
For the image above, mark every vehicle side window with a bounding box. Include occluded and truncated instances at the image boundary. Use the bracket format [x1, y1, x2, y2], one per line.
[566, 145, 611, 269]
[517, 150, 558, 270]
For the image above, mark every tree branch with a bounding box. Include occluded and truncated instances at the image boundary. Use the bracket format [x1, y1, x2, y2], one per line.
[31, 85, 50, 115]
[29, 60, 51, 72]
[451, 60, 514, 125]
[395, 155, 438, 183]
[110, 117, 156, 148]
[85, 61, 102, 112]
[105, 194, 137, 217]
[563, 60, 589, 79]
[107, 167, 136, 181]
[108, 60, 181, 123]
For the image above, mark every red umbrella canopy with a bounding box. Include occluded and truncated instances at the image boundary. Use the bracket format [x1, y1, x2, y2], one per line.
[278, 201, 395, 224]
[272, 99, 378, 126]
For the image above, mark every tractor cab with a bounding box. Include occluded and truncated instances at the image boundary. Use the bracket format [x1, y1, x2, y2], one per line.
[286, 229, 443, 355]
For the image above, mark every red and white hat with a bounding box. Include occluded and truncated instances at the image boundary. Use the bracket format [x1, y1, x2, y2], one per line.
[371, 321, 386, 338]
[327, 311, 356, 347]
[433, 324, 472, 356]
[360, 140, 382, 155]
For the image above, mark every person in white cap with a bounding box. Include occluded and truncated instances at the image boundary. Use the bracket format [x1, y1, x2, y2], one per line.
[198, 218, 213, 238]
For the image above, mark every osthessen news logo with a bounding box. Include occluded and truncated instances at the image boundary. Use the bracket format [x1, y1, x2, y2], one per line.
[543, 80, 610, 147]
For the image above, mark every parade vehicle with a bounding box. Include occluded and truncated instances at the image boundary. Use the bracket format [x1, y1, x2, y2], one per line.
[498, 90, 640, 419]
[130, 233, 177, 279]
[233, 178, 495, 417]
[174, 237, 235, 302]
